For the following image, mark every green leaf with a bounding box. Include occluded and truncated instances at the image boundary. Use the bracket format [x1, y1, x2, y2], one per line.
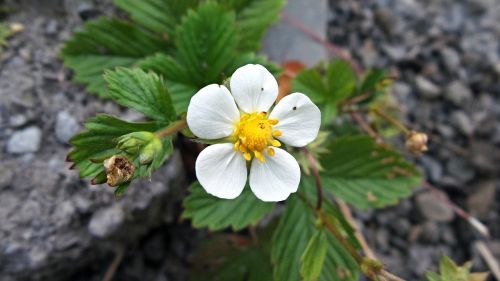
[301, 229, 328, 281]
[320, 136, 421, 209]
[175, 2, 238, 85]
[137, 53, 198, 113]
[0, 22, 14, 51]
[292, 60, 356, 123]
[359, 69, 386, 94]
[425, 256, 489, 281]
[190, 230, 274, 281]
[292, 68, 328, 104]
[182, 181, 275, 231]
[113, 0, 197, 35]
[61, 17, 167, 96]
[327, 59, 356, 105]
[271, 179, 359, 281]
[104, 67, 176, 124]
[230, 0, 285, 51]
[68, 114, 160, 178]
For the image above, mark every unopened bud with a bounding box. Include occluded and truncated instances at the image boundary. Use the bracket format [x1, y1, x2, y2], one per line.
[405, 131, 428, 155]
[116, 132, 156, 154]
[139, 137, 162, 164]
[103, 155, 135, 187]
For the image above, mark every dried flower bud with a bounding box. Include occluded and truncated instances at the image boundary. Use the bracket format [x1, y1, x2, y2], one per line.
[103, 155, 135, 187]
[405, 131, 428, 155]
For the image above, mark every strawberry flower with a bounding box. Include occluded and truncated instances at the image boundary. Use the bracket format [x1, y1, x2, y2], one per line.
[186, 64, 321, 202]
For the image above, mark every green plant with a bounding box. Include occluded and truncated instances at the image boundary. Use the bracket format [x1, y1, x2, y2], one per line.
[62, 1, 469, 280]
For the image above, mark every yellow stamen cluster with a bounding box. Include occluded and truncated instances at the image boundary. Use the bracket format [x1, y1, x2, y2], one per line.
[233, 112, 282, 163]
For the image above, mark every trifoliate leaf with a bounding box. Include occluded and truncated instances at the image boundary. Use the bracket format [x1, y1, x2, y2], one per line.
[182, 181, 274, 231]
[225, 0, 285, 51]
[292, 67, 329, 104]
[113, 0, 197, 35]
[301, 229, 328, 281]
[175, 2, 239, 85]
[104, 67, 176, 124]
[327, 59, 356, 104]
[137, 53, 198, 113]
[425, 256, 489, 281]
[292, 59, 357, 123]
[61, 17, 167, 96]
[190, 230, 274, 281]
[271, 178, 359, 281]
[319, 136, 421, 209]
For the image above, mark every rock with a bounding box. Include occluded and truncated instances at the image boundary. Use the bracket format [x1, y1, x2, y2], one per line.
[419, 156, 443, 183]
[445, 81, 473, 106]
[420, 222, 440, 243]
[469, 140, 500, 173]
[408, 245, 437, 276]
[88, 205, 125, 238]
[6, 126, 42, 154]
[416, 192, 455, 222]
[493, 124, 500, 144]
[45, 19, 58, 35]
[8, 114, 28, 127]
[55, 111, 80, 143]
[415, 76, 441, 99]
[389, 218, 411, 237]
[450, 111, 474, 136]
[261, 0, 328, 66]
[445, 157, 475, 184]
[436, 124, 455, 139]
[466, 180, 496, 219]
[440, 47, 461, 71]
[375, 228, 390, 252]
[382, 44, 406, 60]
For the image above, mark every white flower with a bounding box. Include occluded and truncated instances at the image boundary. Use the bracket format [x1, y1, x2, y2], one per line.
[186, 64, 321, 202]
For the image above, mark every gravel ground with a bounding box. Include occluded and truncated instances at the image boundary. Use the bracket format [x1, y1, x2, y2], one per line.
[327, 0, 500, 279]
[1, 0, 499, 280]
[0, 1, 196, 280]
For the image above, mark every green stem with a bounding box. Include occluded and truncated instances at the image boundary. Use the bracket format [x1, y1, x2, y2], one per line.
[371, 108, 410, 135]
[303, 148, 323, 210]
[155, 120, 187, 138]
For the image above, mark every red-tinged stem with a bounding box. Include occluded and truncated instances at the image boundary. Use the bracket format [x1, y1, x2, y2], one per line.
[303, 147, 323, 210]
[281, 12, 364, 76]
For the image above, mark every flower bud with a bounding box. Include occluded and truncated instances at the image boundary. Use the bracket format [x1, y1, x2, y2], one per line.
[103, 155, 135, 187]
[405, 131, 428, 155]
[139, 137, 162, 164]
[116, 132, 156, 154]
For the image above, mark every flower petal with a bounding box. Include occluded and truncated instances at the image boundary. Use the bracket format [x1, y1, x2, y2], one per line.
[269, 93, 321, 147]
[230, 64, 278, 113]
[249, 148, 300, 202]
[196, 143, 247, 199]
[187, 84, 240, 139]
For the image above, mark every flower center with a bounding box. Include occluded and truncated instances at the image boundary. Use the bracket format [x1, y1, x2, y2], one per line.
[233, 112, 282, 163]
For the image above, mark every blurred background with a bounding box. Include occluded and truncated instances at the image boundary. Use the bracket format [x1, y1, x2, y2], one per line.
[0, 0, 499, 280]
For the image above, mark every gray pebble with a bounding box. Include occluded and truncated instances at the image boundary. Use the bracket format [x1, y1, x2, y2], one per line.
[6, 126, 42, 154]
[416, 192, 455, 222]
[55, 111, 80, 143]
[450, 111, 474, 136]
[88, 205, 125, 238]
[415, 76, 441, 99]
[445, 81, 473, 106]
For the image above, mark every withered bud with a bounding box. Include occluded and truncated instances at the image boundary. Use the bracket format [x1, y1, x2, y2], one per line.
[103, 155, 135, 187]
[405, 131, 428, 155]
